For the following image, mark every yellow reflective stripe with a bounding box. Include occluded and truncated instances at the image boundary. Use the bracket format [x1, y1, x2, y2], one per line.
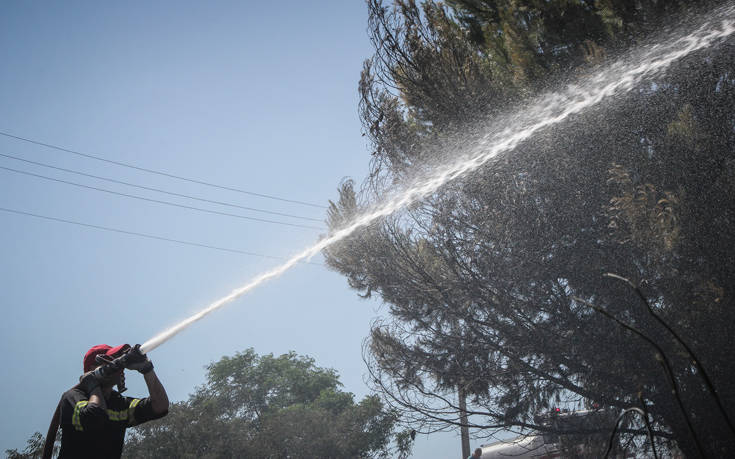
[106, 408, 129, 421]
[128, 398, 141, 426]
[72, 399, 142, 429]
[73, 401, 89, 431]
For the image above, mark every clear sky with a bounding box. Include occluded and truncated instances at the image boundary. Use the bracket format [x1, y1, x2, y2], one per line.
[0, 1, 465, 457]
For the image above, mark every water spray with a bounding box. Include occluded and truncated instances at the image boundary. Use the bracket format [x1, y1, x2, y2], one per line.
[140, 3, 735, 355]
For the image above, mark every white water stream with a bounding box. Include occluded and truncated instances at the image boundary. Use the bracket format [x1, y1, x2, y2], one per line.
[141, 3, 735, 354]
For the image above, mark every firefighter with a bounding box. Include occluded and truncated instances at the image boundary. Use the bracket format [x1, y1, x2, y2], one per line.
[54, 344, 169, 458]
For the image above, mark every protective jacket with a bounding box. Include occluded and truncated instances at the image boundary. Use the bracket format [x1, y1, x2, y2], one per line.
[57, 387, 165, 458]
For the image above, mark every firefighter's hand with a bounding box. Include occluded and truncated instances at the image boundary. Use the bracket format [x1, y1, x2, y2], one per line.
[124, 344, 154, 374]
[78, 370, 103, 394]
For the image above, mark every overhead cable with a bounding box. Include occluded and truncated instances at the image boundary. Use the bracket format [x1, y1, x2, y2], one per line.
[0, 152, 322, 222]
[0, 206, 322, 265]
[0, 165, 326, 231]
[0, 130, 328, 209]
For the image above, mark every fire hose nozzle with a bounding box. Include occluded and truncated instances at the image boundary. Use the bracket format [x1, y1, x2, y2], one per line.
[93, 343, 134, 392]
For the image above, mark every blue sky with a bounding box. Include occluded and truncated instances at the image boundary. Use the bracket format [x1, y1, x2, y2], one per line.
[0, 1, 466, 457]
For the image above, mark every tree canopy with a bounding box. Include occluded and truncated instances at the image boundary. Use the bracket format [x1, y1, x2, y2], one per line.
[123, 349, 411, 458]
[5, 432, 46, 459]
[325, 0, 735, 457]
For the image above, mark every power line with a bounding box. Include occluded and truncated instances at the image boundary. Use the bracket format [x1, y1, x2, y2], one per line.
[0, 206, 323, 265]
[0, 165, 326, 231]
[0, 152, 323, 222]
[0, 130, 328, 209]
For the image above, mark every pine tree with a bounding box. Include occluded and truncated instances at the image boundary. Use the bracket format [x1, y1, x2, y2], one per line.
[326, 0, 735, 456]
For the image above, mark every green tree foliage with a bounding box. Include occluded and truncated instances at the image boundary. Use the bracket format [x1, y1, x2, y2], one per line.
[121, 349, 410, 459]
[325, 0, 735, 456]
[5, 432, 47, 459]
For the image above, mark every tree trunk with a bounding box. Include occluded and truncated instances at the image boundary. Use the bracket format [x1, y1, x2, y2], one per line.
[459, 385, 470, 459]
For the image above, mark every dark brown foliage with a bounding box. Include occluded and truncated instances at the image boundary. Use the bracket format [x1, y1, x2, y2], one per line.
[326, 0, 735, 456]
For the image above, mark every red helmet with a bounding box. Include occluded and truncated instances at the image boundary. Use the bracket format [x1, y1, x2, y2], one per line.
[83, 344, 130, 372]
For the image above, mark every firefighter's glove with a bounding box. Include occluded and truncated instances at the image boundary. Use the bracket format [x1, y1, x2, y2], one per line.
[78, 370, 104, 395]
[124, 344, 154, 374]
